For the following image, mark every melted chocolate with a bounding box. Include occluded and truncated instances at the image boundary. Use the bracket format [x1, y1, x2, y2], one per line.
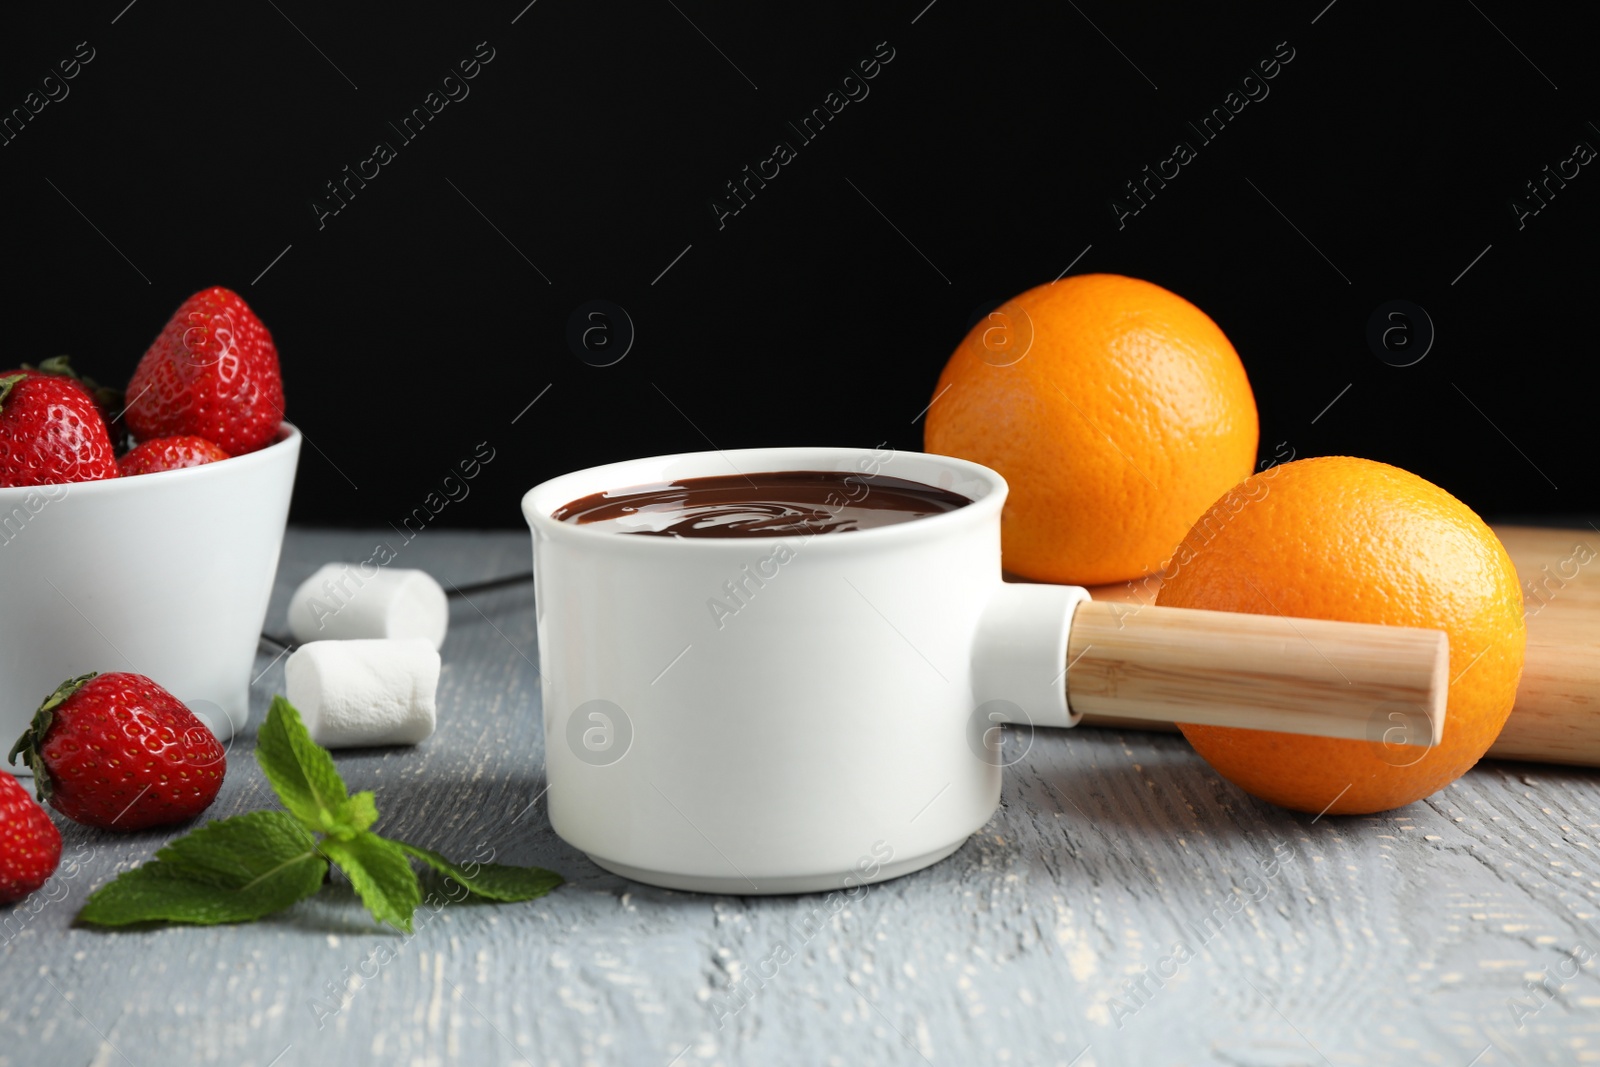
[554, 470, 972, 538]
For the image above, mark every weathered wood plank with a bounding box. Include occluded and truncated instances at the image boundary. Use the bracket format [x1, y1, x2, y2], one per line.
[3, 528, 1599, 1066]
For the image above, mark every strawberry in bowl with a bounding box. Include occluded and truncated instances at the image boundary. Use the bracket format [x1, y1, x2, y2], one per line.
[126, 286, 285, 457]
[119, 435, 230, 477]
[0, 286, 298, 752]
[0, 370, 120, 488]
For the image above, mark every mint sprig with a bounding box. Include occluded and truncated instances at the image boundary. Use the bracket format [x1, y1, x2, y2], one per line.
[78, 697, 562, 930]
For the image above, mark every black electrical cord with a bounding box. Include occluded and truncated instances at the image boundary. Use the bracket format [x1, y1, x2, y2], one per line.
[446, 571, 534, 597]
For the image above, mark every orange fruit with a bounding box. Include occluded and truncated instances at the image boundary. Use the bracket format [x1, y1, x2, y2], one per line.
[924, 274, 1258, 585]
[1157, 456, 1527, 815]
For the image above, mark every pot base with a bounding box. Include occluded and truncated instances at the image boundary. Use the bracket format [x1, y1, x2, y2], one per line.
[586, 840, 967, 895]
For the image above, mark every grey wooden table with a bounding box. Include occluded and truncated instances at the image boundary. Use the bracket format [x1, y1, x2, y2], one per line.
[5, 528, 1599, 1067]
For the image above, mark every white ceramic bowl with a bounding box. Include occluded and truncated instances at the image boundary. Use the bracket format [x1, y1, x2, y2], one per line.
[0, 424, 301, 770]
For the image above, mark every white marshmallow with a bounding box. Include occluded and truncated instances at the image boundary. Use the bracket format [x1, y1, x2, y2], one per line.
[287, 563, 449, 650]
[284, 638, 441, 748]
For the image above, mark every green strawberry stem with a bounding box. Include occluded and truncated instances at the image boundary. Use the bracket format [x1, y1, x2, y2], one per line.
[0, 373, 26, 411]
[7, 672, 98, 800]
[31, 355, 81, 379]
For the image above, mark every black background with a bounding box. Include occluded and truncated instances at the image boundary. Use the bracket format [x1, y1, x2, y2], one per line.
[1, 1, 1592, 529]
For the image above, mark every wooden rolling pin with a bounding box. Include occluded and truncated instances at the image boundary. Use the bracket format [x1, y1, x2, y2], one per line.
[1075, 525, 1600, 768]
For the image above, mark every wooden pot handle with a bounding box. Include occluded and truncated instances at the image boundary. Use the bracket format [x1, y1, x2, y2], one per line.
[1065, 600, 1450, 746]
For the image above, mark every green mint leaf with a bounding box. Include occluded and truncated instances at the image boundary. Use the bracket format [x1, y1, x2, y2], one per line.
[256, 696, 351, 832]
[77, 811, 326, 927]
[320, 831, 421, 933]
[326, 790, 379, 840]
[395, 841, 564, 902]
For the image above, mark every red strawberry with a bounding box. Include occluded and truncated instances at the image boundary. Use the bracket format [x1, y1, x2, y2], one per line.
[119, 435, 230, 477]
[0, 773, 61, 904]
[126, 287, 285, 455]
[0, 372, 120, 488]
[8, 673, 226, 831]
[20, 356, 130, 452]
